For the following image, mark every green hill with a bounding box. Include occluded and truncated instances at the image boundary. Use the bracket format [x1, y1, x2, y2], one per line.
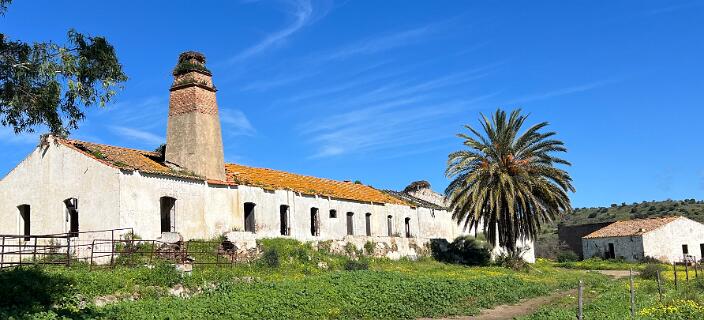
[563, 198, 704, 226]
[536, 198, 704, 259]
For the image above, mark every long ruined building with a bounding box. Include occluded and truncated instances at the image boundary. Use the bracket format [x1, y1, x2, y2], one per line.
[0, 52, 534, 262]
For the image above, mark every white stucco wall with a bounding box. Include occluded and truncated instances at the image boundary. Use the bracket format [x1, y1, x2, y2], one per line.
[582, 235, 645, 262]
[0, 139, 536, 263]
[582, 218, 704, 263]
[642, 217, 704, 263]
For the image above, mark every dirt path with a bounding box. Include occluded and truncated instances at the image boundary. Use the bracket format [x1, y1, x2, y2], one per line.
[420, 270, 633, 320]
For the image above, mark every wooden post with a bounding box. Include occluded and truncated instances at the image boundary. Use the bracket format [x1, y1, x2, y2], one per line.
[91, 239, 97, 271]
[629, 268, 635, 319]
[577, 280, 583, 320]
[685, 262, 690, 283]
[110, 230, 115, 267]
[1, 236, 5, 268]
[695, 261, 699, 279]
[32, 237, 38, 262]
[656, 269, 663, 302]
[674, 263, 679, 291]
[66, 235, 71, 267]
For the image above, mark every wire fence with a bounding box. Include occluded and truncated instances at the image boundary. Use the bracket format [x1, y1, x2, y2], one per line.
[575, 261, 704, 320]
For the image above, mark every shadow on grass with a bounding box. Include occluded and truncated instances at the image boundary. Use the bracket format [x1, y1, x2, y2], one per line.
[0, 266, 101, 319]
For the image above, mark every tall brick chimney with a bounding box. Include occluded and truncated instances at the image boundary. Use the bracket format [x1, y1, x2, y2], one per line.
[165, 51, 226, 181]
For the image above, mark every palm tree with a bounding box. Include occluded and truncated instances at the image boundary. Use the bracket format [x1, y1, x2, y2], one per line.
[445, 108, 574, 251]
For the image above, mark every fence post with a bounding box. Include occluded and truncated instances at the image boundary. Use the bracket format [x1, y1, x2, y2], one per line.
[656, 269, 663, 302]
[89, 239, 95, 271]
[629, 268, 635, 319]
[66, 235, 71, 267]
[110, 230, 115, 267]
[33, 237, 38, 263]
[685, 262, 690, 283]
[1, 236, 5, 268]
[674, 263, 679, 291]
[577, 280, 583, 320]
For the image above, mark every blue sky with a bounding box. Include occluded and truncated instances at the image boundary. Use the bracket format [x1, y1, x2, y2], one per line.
[1, 1, 703, 208]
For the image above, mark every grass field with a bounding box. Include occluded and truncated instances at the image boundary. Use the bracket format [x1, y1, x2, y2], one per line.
[0, 239, 607, 320]
[521, 263, 704, 320]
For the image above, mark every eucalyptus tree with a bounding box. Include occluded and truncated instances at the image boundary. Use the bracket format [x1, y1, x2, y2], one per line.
[0, 0, 127, 136]
[445, 109, 574, 251]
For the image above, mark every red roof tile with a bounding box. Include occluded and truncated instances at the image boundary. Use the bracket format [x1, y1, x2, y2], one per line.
[583, 216, 682, 239]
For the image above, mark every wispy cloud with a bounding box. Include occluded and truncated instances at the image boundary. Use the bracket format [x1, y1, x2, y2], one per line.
[639, 2, 703, 17]
[229, 0, 328, 63]
[110, 126, 164, 145]
[301, 91, 498, 158]
[506, 79, 619, 105]
[321, 26, 434, 61]
[0, 126, 40, 145]
[221, 109, 256, 136]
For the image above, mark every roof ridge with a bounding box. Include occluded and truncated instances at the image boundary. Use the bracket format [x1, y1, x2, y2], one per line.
[63, 138, 160, 156]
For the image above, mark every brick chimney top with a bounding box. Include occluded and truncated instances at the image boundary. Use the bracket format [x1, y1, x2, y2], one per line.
[173, 51, 211, 76]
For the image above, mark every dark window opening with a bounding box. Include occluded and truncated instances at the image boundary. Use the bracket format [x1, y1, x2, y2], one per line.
[18, 205, 30, 241]
[244, 202, 256, 233]
[346, 212, 354, 235]
[280, 205, 290, 236]
[700, 244, 704, 258]
[387, 215, 393, 237]
[64, 198, 79, 237]
[607, 243, 615, 259]
[404, 217, 412, 238]
[329, 209, 337, 218]
[311, 207, 320, 236]
[365, 213, 372, 236]
[160, 197, 176, 233]
[682, 244, 689, 255]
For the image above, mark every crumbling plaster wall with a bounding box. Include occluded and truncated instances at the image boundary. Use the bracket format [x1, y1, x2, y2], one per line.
[0, 139, 122, 248]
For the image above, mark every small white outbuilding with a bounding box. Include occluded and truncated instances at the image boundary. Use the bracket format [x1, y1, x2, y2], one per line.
[582, 216, 704, 263]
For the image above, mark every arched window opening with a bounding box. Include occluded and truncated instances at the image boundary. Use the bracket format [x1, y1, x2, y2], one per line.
[244, 202, 256, 233]
[18, 205, 30, 241]
[280, 205, 290, 236]
[64, 198, 79, 237]
[387, 215, 393, 237]
[160, 197, 176, 233]
[346, 212, 354, 235]
[311, 207, 320, 236]
[404, 217, 412, 238]
[365, 213, 372, 236]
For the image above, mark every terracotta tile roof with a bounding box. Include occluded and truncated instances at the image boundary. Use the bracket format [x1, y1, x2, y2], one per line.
[58, 139, 201, 180]
[583, 216, 682, 239]
[58, 138, 407, 205]
[225, 163, 408, 205]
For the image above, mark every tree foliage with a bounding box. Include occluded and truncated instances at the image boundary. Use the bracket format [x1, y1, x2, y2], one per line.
[0, 0, 127, 135]
[445, 109, 574, 250]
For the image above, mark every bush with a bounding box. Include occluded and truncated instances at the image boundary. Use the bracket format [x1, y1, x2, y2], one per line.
[364, 241, 375, 256]
[430, 236, 491, 266]
[344, 258, 369, 271]
[556, 250, 579, 262]
[640, 263, 666, 280]
[260, 248, 280, 268]
[495, 247, 530, 272]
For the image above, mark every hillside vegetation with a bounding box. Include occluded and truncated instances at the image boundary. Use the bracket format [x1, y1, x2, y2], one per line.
[564, 198, 704, 226]
[536, 199, 704, 259]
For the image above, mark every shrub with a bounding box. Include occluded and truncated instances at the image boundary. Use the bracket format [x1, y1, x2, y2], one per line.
[344, 258, 369, 271]
[557, 250, 579, 262]
[364, 241, 375, 256]
[640, 263, 666, 280]
[260, 248, 280, 268]
[430, 236, 491, 266]
[495, 247, 530, 272]
[344, 242, 359, 256]
[136, 262, 181, 287]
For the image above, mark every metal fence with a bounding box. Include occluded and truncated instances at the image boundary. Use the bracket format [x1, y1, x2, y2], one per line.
[0, 229, 247, 270]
